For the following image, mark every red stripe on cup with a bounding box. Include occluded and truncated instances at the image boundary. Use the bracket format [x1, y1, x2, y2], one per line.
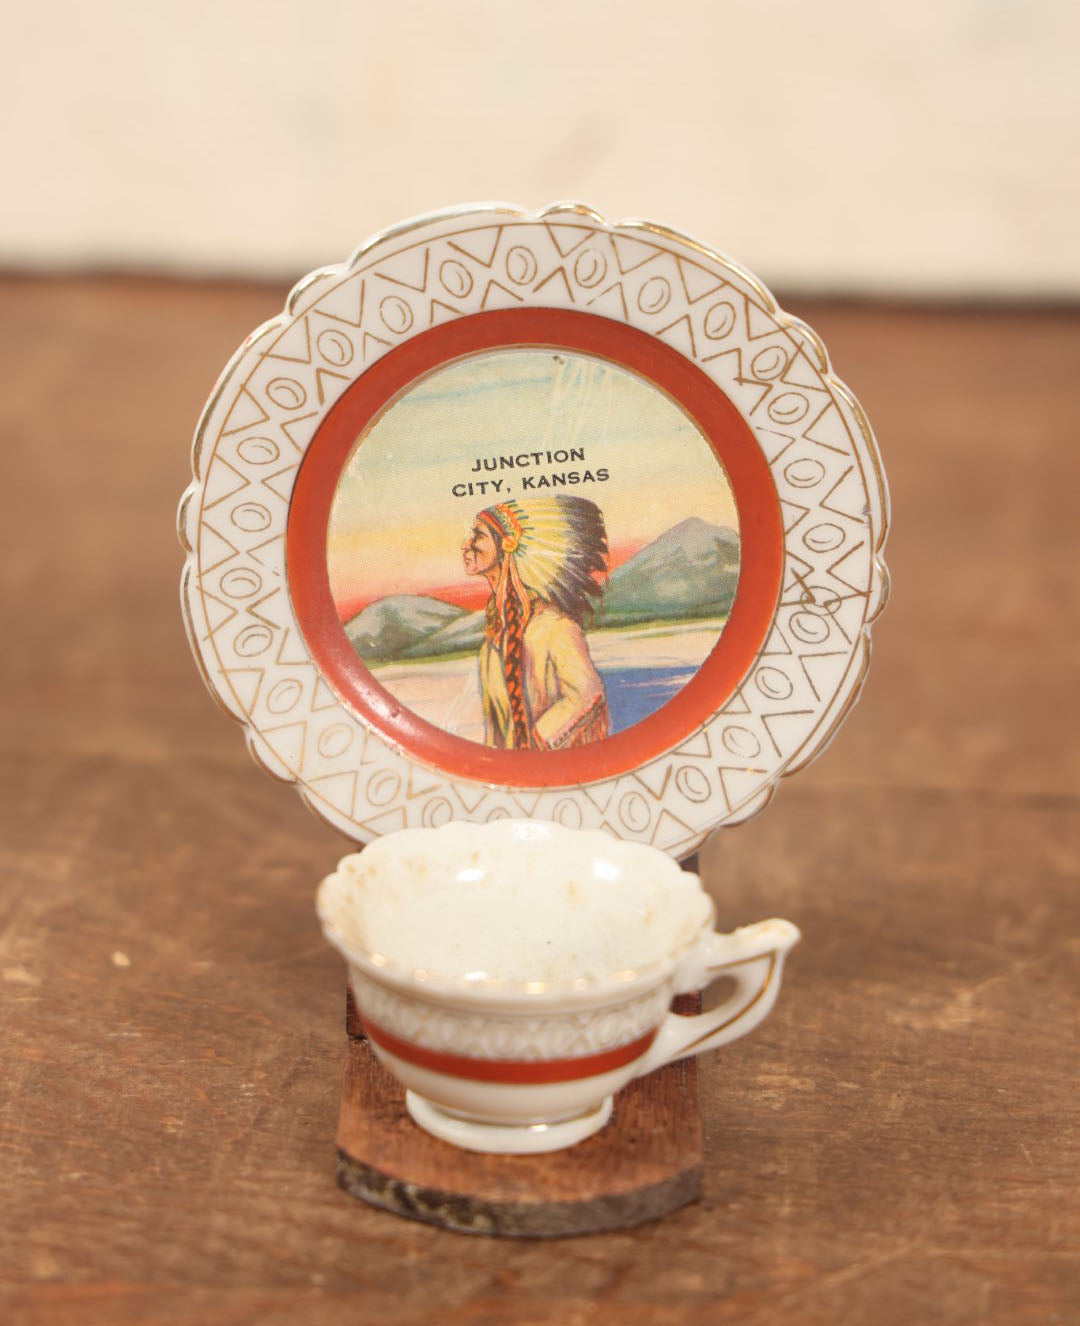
[362, 1018, 658, 1085]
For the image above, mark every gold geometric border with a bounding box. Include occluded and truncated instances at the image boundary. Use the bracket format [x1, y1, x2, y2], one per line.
[179, 202, 889, 856]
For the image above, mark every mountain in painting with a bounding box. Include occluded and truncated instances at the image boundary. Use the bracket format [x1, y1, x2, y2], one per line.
[402, 609, 486, 658]
[599, 517, 739, 626]
[345, 517, 740, 664]
[344, 595, 467, 662]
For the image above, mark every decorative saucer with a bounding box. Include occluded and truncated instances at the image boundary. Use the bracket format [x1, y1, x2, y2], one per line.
[180, 202, 888, 856]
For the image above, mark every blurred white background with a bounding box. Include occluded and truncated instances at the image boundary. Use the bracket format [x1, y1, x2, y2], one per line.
[3, 0, 1077, 297]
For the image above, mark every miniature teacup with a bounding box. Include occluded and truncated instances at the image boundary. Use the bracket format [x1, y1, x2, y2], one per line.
[317, 820, 799, 1155]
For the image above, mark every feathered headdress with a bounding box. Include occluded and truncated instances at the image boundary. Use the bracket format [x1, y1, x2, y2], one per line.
[477, 495, 608, 629]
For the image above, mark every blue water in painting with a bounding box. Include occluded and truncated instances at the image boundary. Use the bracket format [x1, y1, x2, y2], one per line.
[599, 665, 699, 735]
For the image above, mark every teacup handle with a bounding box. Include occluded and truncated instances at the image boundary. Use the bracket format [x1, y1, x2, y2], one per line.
[636, 919, 800, 1075]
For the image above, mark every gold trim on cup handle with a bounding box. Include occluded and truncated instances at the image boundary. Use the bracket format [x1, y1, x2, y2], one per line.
[637, 919, 801, 1073]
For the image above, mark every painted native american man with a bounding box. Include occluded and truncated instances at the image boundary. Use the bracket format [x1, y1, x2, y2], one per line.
[461, 496, 610, 751]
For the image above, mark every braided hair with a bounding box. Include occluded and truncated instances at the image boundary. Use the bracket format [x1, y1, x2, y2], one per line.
[500, 571, 530, 747]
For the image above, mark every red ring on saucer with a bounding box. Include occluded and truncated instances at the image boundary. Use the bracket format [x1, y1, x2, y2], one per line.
[287, 307, 782, 787]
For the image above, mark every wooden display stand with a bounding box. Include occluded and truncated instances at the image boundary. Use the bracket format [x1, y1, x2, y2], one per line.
[336, 988, 703, 1239]
[335, 849, 705, 1238]
[175, 204, 889, 1248]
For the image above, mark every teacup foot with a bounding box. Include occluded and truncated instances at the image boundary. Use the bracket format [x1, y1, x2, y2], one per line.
[405, 1092, 614, 1155]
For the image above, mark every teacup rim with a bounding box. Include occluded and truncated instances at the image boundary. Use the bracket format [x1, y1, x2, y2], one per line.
[316, 819, 713, 1004]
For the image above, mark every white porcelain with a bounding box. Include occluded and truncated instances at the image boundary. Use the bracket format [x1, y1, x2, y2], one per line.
[317, 819, 799, 1154]
[180, 202, 889, 859]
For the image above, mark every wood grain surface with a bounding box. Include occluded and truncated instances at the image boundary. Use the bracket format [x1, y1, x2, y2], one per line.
[1, 276, 1076, 1324]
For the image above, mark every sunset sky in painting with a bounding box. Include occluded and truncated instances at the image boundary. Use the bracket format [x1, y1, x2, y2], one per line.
[327, 349, 740, 622]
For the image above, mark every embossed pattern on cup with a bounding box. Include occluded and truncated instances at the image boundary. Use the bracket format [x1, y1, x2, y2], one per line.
[317, 819, 799, 1154]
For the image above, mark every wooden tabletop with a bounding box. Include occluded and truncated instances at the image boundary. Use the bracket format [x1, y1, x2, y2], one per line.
[1, 276, 1076, 1325]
